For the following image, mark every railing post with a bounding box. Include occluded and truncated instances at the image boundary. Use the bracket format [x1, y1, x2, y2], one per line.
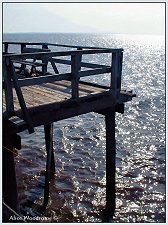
[8, 58, 34, 134]
[42, 44, 49, 75]
[4, 43, 8, 54]
[3, 57, 14, 116]
[71, 52, 82, 99]
[20, 43, 26, 72]
[110, 50, 123, 99]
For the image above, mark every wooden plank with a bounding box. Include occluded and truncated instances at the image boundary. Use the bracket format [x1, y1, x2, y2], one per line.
[6, 48, 122, 60]
[17, 73, 71, 87]
[40, 81, 89, 97]
[47, 57, 109, 69]
[46, 43, 123, 52]
[23, 86, 61, 103]
[78, 82, 105, 93]
[79, 80, 110, 90]
[79, 67, 111, 77]
[26, 84, 70, 102]
[3, 41, 123, 52]
[40, 82, 71, 94]
[3, 42, 44, 46]
[45, 80, 106, 95]
[22, 47, 50, 53]
[21, 87, 57, 106]
[47, 80, 90, 95]
[22, 84, 71, 104]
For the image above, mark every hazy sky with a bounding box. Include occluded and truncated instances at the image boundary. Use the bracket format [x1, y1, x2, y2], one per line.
[3, 2, 165, 35]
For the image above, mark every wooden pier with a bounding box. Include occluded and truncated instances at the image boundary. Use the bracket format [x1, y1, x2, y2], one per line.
[2, 41, 135, 222]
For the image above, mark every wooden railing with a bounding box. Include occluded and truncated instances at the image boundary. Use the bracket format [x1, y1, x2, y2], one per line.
[3, 42, 123, 132]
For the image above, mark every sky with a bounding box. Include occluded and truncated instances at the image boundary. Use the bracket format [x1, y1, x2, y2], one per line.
[3, 2, 165, 35]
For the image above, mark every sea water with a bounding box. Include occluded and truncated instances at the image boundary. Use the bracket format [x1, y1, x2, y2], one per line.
[3, 33, 165, 222]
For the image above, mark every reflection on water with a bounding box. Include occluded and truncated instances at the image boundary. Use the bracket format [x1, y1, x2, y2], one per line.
[6, 33, 165, 222]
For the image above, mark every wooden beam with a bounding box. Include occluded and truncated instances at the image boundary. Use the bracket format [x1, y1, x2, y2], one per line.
[4, 43, 8, 53]
[43, 123, 55, 209]
[50, 60, 59, 74]
[3, 117, 27, 136]
[71, 52, 81, 98]
[79, 67, 111, 77]
[20, 43, 26, 71]
[48, 57, 109, 69]
[9, 59, 34, 134]
[3, 135, 20, 218]
[3, 41, 123, 52]
[42, 44, 50, 75]
[79, 80, 110, 89]
[3, 58, 14, 116]
[96, 103, 124, 115]
[103, 107, 116, 221]
[22, 47, 50, 53]
[16, 91, 115, 127]
[17, 73, 71, 87]
[110, 51, 123, 98]
[5, 48, 122, 60]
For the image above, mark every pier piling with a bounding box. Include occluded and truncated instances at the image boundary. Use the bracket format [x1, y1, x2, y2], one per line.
[103, 107, 116, 221]
[3, 134, 20, 220]
[43, 123, 55, 209]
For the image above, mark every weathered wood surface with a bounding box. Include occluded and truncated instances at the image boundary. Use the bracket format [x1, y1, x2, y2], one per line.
[3, 80, 107, 112]
[3, 79, 109, 121]
[3, 80, 135, 133]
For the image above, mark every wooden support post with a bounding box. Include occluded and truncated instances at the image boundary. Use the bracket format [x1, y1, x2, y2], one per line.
[111, 50, 123, 99]
[43, 123, 55, 209]
[42, 44, 49, 75]
[117, 51, 123, 90]
[8, 59, 34, 134]
[71, 52, 82, 99]
[3, 58, 14, 116]
[4, 43, 8, 54]
[20, 43, 26, 72]
[103, 107, 116, 222]
[3, 134, 20, 221]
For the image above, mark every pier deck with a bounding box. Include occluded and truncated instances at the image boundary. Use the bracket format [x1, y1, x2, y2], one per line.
[2, 41, 135, 222]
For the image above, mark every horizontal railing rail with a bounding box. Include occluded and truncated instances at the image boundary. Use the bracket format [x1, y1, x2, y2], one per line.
[3, 48, 122, 59]
[3, 41, 123, 51]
